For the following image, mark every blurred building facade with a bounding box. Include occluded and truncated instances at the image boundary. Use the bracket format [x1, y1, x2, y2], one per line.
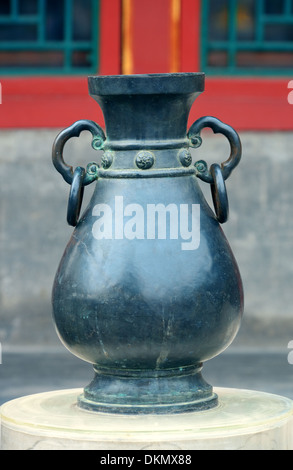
[0, 0, 292, 130]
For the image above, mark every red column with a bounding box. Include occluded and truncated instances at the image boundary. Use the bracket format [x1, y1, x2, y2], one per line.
[181, 0, 201, 72]
[121, 0, 180, 74]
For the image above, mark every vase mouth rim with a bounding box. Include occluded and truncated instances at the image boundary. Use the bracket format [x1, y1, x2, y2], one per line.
[88, 72, 205, 96]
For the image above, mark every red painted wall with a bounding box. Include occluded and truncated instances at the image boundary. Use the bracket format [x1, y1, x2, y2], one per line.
[0, 77, 104, 129]
[194, 77, 293, 131]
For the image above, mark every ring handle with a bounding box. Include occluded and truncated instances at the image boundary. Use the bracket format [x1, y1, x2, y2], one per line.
[188, 116, 242, 184]
[52, 119, 105, 186]
[67, 166, 85, 226]
[210, 163, 229, 224]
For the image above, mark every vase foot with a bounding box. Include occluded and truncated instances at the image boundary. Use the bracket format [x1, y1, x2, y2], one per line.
[77, 364, 218, 414]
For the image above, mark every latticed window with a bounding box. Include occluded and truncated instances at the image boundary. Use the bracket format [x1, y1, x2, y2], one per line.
[202, 0, 293, 74]
[0, 0, 99, 74]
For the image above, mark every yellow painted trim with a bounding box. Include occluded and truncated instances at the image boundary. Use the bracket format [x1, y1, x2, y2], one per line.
[122, 0, 133, 75]
[170, 0, 181, 72]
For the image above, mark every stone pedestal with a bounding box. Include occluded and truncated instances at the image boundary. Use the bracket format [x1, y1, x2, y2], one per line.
[1, 387, 293, 450]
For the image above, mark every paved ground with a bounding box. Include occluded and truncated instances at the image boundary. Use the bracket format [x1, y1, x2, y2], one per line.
[1, 347, 292, 406]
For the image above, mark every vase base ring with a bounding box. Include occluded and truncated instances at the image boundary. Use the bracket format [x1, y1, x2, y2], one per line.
[77, 364, 218, 414]
[77, 392, 218, 415]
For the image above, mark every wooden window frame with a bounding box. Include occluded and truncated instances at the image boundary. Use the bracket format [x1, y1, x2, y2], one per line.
[0, 0, 121, 129]
[181, 0, 293, 130]
[0, 0, 100, 76]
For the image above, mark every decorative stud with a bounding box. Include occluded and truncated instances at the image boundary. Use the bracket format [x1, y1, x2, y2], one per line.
[135, 151, 155, 169]
[178, 149, 192, 167]
[101, 150, 114, 169]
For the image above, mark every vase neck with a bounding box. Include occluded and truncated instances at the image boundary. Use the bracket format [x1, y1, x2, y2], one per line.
[88, 74, 205, 146]
[93, 92, 201, 144]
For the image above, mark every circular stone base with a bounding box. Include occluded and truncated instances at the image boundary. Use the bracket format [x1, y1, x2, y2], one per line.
[1, 388, 293, 450]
